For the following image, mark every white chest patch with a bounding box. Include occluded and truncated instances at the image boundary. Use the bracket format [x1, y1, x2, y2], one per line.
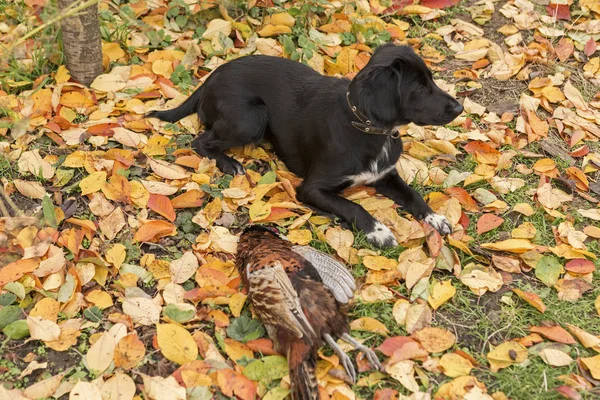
[347, 141, 395, 187]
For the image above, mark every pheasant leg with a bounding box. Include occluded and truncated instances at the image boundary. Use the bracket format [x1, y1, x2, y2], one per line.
[341, 333, 383, 371]
[324, 333, 356, 384]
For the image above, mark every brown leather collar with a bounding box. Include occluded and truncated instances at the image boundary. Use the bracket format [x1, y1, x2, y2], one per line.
[345, 91, 400, 139]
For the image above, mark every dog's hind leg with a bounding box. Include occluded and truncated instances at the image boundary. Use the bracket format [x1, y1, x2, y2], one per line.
[192, 103, 268, 175]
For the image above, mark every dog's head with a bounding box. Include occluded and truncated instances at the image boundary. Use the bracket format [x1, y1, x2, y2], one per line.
[352, 44, 463, 127]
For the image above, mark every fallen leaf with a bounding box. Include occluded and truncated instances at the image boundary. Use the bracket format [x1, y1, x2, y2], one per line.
[477, 214, 505, 234]
[170, 251, 199, 284]
[157, 323, 199, 365]
[350, 317, 389, 336]
[487, 341, 528, 372]
[539, 348, 573, 367]
[513, 289, 546, 313]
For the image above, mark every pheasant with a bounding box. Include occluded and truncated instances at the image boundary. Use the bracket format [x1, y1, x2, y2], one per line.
[236, 225, 382, 399]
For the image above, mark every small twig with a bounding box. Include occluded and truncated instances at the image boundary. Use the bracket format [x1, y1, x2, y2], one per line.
[481, 323, 512, 353]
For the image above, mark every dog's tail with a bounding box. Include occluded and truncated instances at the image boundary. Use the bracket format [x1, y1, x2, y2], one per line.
[288, 341, 320, 400]
[146, 84, 205, 123]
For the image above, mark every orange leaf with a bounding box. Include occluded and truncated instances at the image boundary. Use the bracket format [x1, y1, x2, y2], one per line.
[87, 123, 120, 136]
[133, 220, 176, 243]
[147, 193, 176, 221]
[114, 333, 146, 369]
[245, 338, 278, 356]
[263, 207, 298, 222]
[530, 325, 577, 344]
[217, 369, 257, 400]
[476, 214, 504, 234]
[512, 289, 546, 313]
[171, 190, 205, 209]
[463, 141, 500, 155]
[445, 187, 479, 212]
[0, 258, 39, 287]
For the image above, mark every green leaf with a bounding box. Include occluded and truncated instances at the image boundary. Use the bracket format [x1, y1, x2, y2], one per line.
[281, 35, 295, 55]
[3, 282, 26, 300]
[258, 171, 276, 185]
[57, 273, 76, 303]
[3, 320, 29, 340]
[243, 356, 289, 384]
[0, 305, 22, 329]
[52, 168, 74, 187]
[84, 306, 103, 323]
[263, 387, 291, 400]
[226, 315, 265, 343]
[0, 292, 16, 306]
[535, 256, 563, 287]
[163, 304, 195, 323]
[42, 195, 57, 228]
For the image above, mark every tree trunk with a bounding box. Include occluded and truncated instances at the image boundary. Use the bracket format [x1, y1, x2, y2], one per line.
[57, 0, 103, 86]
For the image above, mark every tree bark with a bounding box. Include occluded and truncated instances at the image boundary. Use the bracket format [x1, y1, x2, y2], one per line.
[57, 0, 103, 86]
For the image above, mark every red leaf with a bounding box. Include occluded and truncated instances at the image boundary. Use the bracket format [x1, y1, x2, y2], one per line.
[555, 385, 582, 400]
[584, 37, 597, 57]
[476, 214, 504, 234]
[546, 4, 571, 20]
[458, 212, 470, 230]
[376, 336, 416, 356]
[147, 193, 176, 221]
[569, 145, 589, 158]
[421, 0, 460, 8]
[565, 259, 596, 274]
[382, 0, 413, 14]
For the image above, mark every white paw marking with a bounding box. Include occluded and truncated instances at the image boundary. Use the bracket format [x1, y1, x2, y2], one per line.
[366, 222, 398, 248]
[424, 213, 452, 235]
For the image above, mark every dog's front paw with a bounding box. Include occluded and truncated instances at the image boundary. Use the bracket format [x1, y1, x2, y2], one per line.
[219, 158, 245, 176]
[424, 213, 452, 235]
[366, 222, 398, 248]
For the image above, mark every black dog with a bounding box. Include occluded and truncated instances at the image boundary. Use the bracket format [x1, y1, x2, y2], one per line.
[148, 44, 463, 248]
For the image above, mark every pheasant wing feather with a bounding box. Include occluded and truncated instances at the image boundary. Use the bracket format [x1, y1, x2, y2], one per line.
[247, 262, 317, 341]
[291, 245, 356, 303]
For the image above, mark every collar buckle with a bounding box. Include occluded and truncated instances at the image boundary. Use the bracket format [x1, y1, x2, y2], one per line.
[346, 91, 399, 139]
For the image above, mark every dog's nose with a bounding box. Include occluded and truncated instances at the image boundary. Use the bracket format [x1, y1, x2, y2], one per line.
[452, 102, 464, 115]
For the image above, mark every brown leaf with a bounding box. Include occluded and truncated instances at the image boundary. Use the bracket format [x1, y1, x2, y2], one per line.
[584, 37, 597, 57]
[114, 333, 146, 369]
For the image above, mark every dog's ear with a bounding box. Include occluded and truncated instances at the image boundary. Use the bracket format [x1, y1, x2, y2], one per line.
[352, 45, 411, 124]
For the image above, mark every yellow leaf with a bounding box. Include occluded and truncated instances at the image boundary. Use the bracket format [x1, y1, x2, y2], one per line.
[565, 324, 600, 349]
[169, 251, 199, 284]
[582, 355, 600, 379]
[229, 292, 247, 318]
[249, 200, 272, 222]
[29, 298, 60, 323]
[486, 341, 527, 372]
[402, 4, 433, 14]
[269, 12, 295, 27]
[157, 323, 198, 365]
[428, 280, 456, 310]
[539, 348, 573, 367]
[325, 47, 359, 76]
[363, 255, 397, 271]
[514, 203, 535, 216]
[85, 290, 114, 309]
[103, 42, 126, 62]
[385, 361, 419, 392]
[480, 239, 535, 254]
[414, 327, 456, 353]
[148, 158, 190, 180]
[27, 316, 60, 342]
[392, 299, 410, 326]
[287, 229, 313, 245]
[224, 338, 254, 362]
[80, 171, 108, 196]
[439, 353, 473, 377]
[86, 331, 116, 374]
[106, 243, 127, 269]
[350, 317, 389, 336]
[55, 65, 71, 84]
[511, 222, 537, 239]
[257, 24, 292, 37]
